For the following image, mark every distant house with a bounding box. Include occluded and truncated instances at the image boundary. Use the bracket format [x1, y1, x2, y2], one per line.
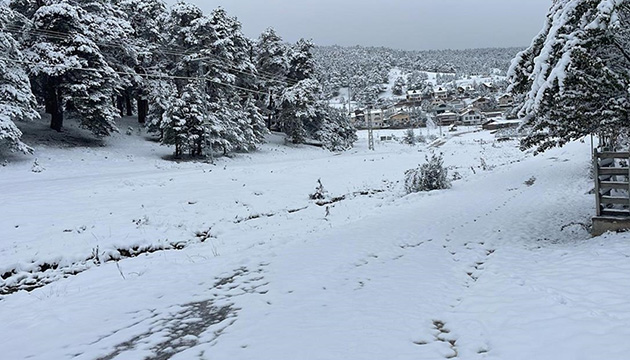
[434, 86, 448, 100]
[350, 108, 387, 128]
[498, 94, 514, 108]
[436, 111, 458, 126]
[350, 110, 365, 128]
[434, 101, 452, 114]
[457, 84, 475, 95]
[459, 108, 484, 126]
[482, 82, 496, 92]
[388, 111, 411, 128]
[482, 110, 504, 119]
[469, 96, 496, 111]
[448, 99, 466, 111]
[406, 89, 423, 102]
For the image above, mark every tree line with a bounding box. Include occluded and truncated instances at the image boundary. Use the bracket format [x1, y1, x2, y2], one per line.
[0, 0, 356, 158]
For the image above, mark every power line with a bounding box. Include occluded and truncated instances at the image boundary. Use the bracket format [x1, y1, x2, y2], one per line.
[0, 55, 270, 97]
[3, 24, 299, 86]
[3, 24, 295, 86]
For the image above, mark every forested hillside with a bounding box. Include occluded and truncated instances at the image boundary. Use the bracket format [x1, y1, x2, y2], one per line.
[314, 45, 521, 103]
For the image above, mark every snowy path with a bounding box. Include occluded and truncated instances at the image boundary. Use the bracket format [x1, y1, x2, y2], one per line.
[2, 129, 630, 359]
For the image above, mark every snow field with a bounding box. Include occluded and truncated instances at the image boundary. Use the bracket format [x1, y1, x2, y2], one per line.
[2, 118, 630, 359]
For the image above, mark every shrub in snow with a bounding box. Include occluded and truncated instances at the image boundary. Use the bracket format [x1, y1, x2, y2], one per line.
[404, 153, 451, 193]
[31, 158, 44, 173]
[402, 129, 417, 145]
[309, 179, 328, 200]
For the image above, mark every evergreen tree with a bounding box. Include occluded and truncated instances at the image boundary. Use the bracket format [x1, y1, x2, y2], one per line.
[240, 96, 268, 151]
[278, 78, 321, 144]
[0, 5, 37, 153]
[145, 77, 175, 138]
[392, 76, 406, 96]
[508, 0, 630, 153]
[288, 38, 315, 82]
[255, 27, 289, 129]
[163, 82, 205, 157]
[314, 105, 357, 151]
[116, 0, 170, 124]
[25, 1, 120, 135]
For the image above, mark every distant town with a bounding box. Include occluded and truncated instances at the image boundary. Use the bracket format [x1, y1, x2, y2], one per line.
[349, 82, 519, 131]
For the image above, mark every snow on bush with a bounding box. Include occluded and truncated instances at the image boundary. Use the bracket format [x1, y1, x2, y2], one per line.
[402, 129, 416, 145]
[404, 153, 451, 193]
[309, 179, 328, 200]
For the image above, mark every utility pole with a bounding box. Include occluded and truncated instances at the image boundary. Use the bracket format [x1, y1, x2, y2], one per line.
[199, 61, 213, 163]
[367, 105, 374, 151]
[347, 86, 352, 115]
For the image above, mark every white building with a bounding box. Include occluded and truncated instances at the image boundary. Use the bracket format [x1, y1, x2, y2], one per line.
[434, 86, 448, 100]
[460, 108, 484, 126]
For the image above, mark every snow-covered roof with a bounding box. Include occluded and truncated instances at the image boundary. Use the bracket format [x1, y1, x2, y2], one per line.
[460, 108, 482, 116]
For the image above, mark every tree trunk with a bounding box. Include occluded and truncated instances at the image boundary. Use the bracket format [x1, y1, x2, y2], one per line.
[137, 97, 148, 124]
[116, 96, 124, 117]
[47, 85, 63, 132]
[125, 95, 133, 116]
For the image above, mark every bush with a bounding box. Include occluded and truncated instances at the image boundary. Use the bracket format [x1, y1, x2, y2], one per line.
[404, 153, 451, 193]
[309, 179, 328, 200]
[402, 129, 417, 145]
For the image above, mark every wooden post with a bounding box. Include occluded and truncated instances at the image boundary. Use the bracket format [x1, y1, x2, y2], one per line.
[594, 149, 601, 216]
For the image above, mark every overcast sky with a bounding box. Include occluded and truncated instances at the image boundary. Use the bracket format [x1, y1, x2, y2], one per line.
[163, 0, 551, 50]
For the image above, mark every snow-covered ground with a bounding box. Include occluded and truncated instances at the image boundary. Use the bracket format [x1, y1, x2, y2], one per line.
[2, 117, 629, 360]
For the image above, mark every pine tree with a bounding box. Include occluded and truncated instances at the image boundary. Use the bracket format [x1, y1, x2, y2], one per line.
[508, 0, 630, 153]
[314, 105, 357, 151]
[0, 5, 38, 154]
[24, 1, 120, 136]
[116, 0, 170, 123]
[288, 38, 316, 82]
[278, 38, 320, 143]
[392, 76, 406, 96]
[163, 82, 205, 157]
[278, 78, 321, 144]
[240, 96, 268, 151]
[255, 27, 289, 128]
[145, 78, 176, 139]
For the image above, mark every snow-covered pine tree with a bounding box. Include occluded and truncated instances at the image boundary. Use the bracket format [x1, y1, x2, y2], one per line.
[241, 96, 268, 151]
[255, 27, 289, 128]
[145, 77, 176, 139]
[288, 38, 316, 82]
[116, 0, 170, 123]
[392, 76, 406, 96]
[508, 0, 630, 153]
[404, 153, 451, 193]
[25, 1, 120, 136]
[278, 78, 321, 144]
[278, 38, 321, 143]
[163, 82, 205, 157]
[64, 32, 120, 136]
[402, 128, 417, 145]
[163, 6, 264, 156]
[314, 105, 357, 151]
[0, 5, 38, 153]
